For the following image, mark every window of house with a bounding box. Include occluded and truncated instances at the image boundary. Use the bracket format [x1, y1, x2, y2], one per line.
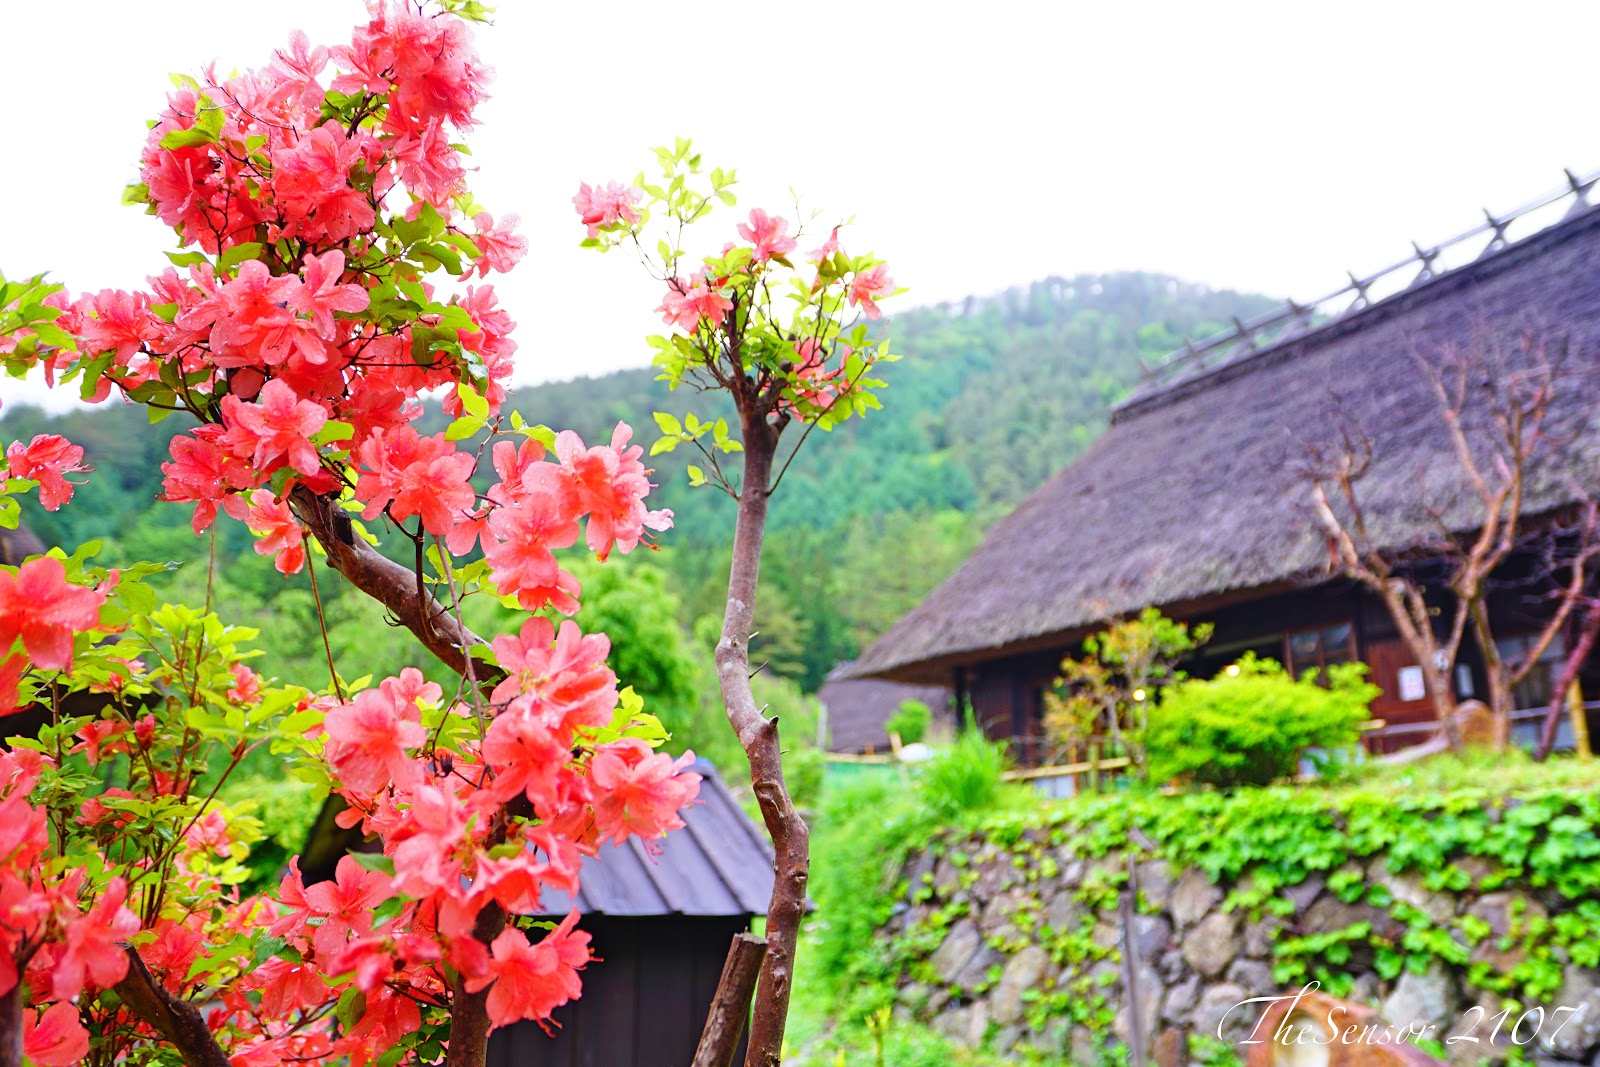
[1285, 622, 1355, 680]
[1495, 633, 1564, 711]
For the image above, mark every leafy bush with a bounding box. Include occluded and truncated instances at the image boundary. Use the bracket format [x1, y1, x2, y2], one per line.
[916, 727, 1009, 817]
[785, 746, 826, 810]
[1145, 654, 1374, 788]
[1043, 606, 1210, 772]
[806, 728, 1012, 1004]
[809, 776, 934, 989]
[886, 699, 931, 745]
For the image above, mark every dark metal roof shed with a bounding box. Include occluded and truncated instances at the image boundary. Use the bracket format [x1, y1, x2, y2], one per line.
[537, 759, 773, 918]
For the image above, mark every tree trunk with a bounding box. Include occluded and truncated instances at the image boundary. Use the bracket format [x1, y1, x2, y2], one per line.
[291, 487, 488, 678]
[291, 485, 509, 1066]
[714, 416, 809, 1067]
[444, 902, 508, 1067]
[1537, 598, 1600, 760]
[1469, 600, 1513, 748]
[115, 948, 232, 1067]
[0, 982, 21, 1067]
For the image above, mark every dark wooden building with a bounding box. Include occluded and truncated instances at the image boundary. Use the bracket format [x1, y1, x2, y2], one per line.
[488, 760, 772, 1067]
[817, 662, 950, 754]
[850, 173, 1600, 762]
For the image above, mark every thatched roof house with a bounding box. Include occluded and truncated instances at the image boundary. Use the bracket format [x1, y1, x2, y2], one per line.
[852, 172, 1600, 759]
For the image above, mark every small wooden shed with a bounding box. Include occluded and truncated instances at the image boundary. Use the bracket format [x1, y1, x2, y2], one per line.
[817, 662, 950, 754]
[488, 759, 773, 1067]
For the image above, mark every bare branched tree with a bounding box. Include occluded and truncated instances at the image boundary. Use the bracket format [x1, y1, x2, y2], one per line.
[1304, 329, 1595, 750]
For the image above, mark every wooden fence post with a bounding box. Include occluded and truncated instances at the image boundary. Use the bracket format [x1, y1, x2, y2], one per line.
[1569, 681, 1593, 759]
[692, 932, 769, 1067]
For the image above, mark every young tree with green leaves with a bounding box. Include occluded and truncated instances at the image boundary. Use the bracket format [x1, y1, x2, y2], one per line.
[576, 141, 900, 1063]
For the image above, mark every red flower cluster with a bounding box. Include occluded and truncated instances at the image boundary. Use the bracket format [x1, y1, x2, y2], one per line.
[0, 751, 138, 1064]
[0, 1, 537, 571]
[298, 643, 700, 1040]
[0, 5, 709, 1061]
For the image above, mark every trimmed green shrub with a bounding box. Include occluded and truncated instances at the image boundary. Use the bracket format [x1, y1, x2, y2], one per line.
[885, 698, 932, 745]
[1145, 654, 1373, 788]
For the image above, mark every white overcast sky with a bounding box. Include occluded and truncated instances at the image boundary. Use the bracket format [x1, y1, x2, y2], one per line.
[3, 0, 1598, 412]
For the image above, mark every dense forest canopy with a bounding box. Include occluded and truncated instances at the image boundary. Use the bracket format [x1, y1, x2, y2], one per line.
[2, 271, 1275, 705]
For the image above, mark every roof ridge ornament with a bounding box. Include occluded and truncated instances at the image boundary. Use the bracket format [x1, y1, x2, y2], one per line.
[1410, 241, 1441, 286]
[1122, 165, 1600, 411]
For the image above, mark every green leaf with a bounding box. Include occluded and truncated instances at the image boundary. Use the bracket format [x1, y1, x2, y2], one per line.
[649, 435, 679, 456]
[445, 415, 485, 442]
[312, 421, 355, 445]
[350, 853, 395, 876]
[456, 382, 489, 419]
[164, 251, 210, 268]
[218, 243, 264, 272]
[652, 412, 682, 436]
[159, 127, 215, 150]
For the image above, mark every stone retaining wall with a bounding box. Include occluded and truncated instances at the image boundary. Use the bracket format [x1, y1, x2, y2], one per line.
[881, 834, 1600, 1066]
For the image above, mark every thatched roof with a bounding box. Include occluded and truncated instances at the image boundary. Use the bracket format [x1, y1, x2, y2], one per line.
[854, 197, 1600, 684]
[817, 665, 949, 753]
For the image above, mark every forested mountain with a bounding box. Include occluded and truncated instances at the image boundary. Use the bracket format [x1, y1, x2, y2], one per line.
[1, 272, 1275, 702]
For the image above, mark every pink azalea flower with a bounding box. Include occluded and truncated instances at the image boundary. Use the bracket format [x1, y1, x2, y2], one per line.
[388, 781, 470, 901]
[220, 378, 328, 477]
[257, 957, 334, 1017]
[465, 212, 528, 278]
[270, 857, 314, 939]
[140, 918, 202, 993]
[482, 466, 583, 612]
[222, 490, 307, 575]
[572, 181, 643, 238]
[848, 263, 895, 320]
[463, 912, 590, 1028]
[78, 289, 160, 365]
[292, 250, 369, 336]
[227, 664, 262, 704]
[323, 687, 427, 794]
[808, 224, 842, 263]
[0, 654, 25, 716]
[271, 126, 376, 244]
[0, 556, 108, 672]
[160, 426, 257, 534]
[53, 877, 140, 1000]
[554, 422, 674, 559]
[4, 435, 90, 511]
[656, 275, 733, 333]
[71, 720, 126, 767]
[23, 1003, 89, 1067]
[737, 208, 797, 263]
[354, 426, 477, 536]
[378, 668, 440, 720]
[304, 855, 394, 957]
[389, 124, 468, 208]
[271, 29, 330, 84]
[589, 740, 701, 845]
[481, 699, 572, 810]
[206, 261, 301, 365]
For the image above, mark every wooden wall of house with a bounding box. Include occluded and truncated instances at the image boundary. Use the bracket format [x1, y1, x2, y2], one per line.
[487, 915, 750, 1067]
[952, 565, 1600, 765]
